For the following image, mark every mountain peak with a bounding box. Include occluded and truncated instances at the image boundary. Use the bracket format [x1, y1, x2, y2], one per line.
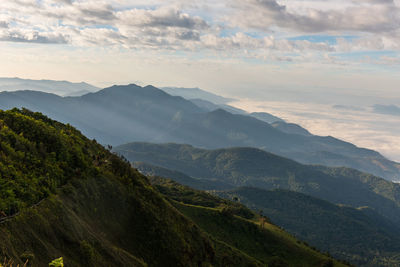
[101, 84, 168, 96]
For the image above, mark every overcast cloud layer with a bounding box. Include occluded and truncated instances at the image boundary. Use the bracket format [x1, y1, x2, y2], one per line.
[1, 0, 400, 56]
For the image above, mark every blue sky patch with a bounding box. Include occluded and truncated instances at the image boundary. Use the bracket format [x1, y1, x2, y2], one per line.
[288, 35, 357, 45]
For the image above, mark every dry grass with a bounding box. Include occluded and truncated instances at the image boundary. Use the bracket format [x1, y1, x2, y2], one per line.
[0, 258, 28, 267]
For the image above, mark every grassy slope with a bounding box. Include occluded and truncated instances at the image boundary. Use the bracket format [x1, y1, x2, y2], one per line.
[218, 187, 400, 266]
[0, 109, 260, 267]
[150, 177, 348, 267]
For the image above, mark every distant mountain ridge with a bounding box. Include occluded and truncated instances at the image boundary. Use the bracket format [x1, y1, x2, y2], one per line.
[0, 83, 399, 181]
[0, 77, 99, 96]
[373, 104, 400, 116]
[162, 87, 235, 104]
[189, 98, 284, 123]
[189, 98, 249, 115]
[271, 121, 312, 136]
[250, 112, 284, 123]
[115, 142, 400, 225]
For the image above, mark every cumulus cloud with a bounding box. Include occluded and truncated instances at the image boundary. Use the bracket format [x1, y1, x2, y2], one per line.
[231, 0, 400, 33]
[56, 0, 73, 5]
[0, 0, 211, 49]
[0, 0, 399, 62]
[0, 29, 69, 44]
[0, 21, 8, 28]
[200, 32, 333, 53]
[78, 3, 116, 21]
[117, 8, 208, 29]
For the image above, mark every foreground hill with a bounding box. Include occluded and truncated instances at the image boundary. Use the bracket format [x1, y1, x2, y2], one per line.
[0, 108, 339, 266]
[115, 142, 400, 226]
[0, 84, 399, 181]
[0, 108, 218, 266]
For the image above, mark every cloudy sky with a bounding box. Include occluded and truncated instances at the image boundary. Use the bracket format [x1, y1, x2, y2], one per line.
[1, 0, 400, 160]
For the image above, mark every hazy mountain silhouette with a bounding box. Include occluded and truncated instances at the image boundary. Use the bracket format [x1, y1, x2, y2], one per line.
[162, 87, 234, 104]
[271, 121, 312, 136]
[250, 112, 284, 123]
[373, 104, 400, 116]
[0, 77, 99, 96]
[189, 98, 248, 114]
[1, 83, 399, 181]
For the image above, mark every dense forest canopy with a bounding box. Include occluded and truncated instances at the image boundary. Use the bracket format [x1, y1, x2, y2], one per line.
[0, 108, 134, 216]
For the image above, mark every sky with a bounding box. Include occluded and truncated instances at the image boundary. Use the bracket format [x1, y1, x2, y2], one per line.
[0, 0, 400, 160]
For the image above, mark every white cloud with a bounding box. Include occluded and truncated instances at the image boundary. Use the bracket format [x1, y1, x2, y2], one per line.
[0, 21, 9, 28]
[116, 8, 208, 29]
[0, 28, 69, 44]
[229, 0, 400, 33]
[0, 0, 398, 55]
[230, 99, 400, 162]
[0, 0, 399, 67]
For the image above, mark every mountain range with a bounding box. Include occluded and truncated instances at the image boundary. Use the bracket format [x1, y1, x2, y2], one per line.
[114, 142, 400, 224]
[2, 80, 400, 265]
[0, 83, 399, 181]
[116, 142, 400, 265]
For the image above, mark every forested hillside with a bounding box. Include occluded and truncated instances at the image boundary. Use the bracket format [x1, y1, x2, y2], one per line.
[149, 177, 347, 267]
[218, 188, 400, 266]
[117, 142, 400, 266]
[115, 142, 400, 226]
[0, 108, 341, 266]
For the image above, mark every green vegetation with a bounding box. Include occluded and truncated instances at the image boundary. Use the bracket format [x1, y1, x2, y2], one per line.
[117, 143, 400, 225]
[119, 143, 400, 266]
[0, 108, 103, 216]
[0, 109, 343, 266]
[150, 177, 254, 218]
[134, 162, 233, 190]
[0, 109, 235, 266]
[219, 187, 400, 266]
[150, 177, 347, 267]
[49, 258, 63, 267]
